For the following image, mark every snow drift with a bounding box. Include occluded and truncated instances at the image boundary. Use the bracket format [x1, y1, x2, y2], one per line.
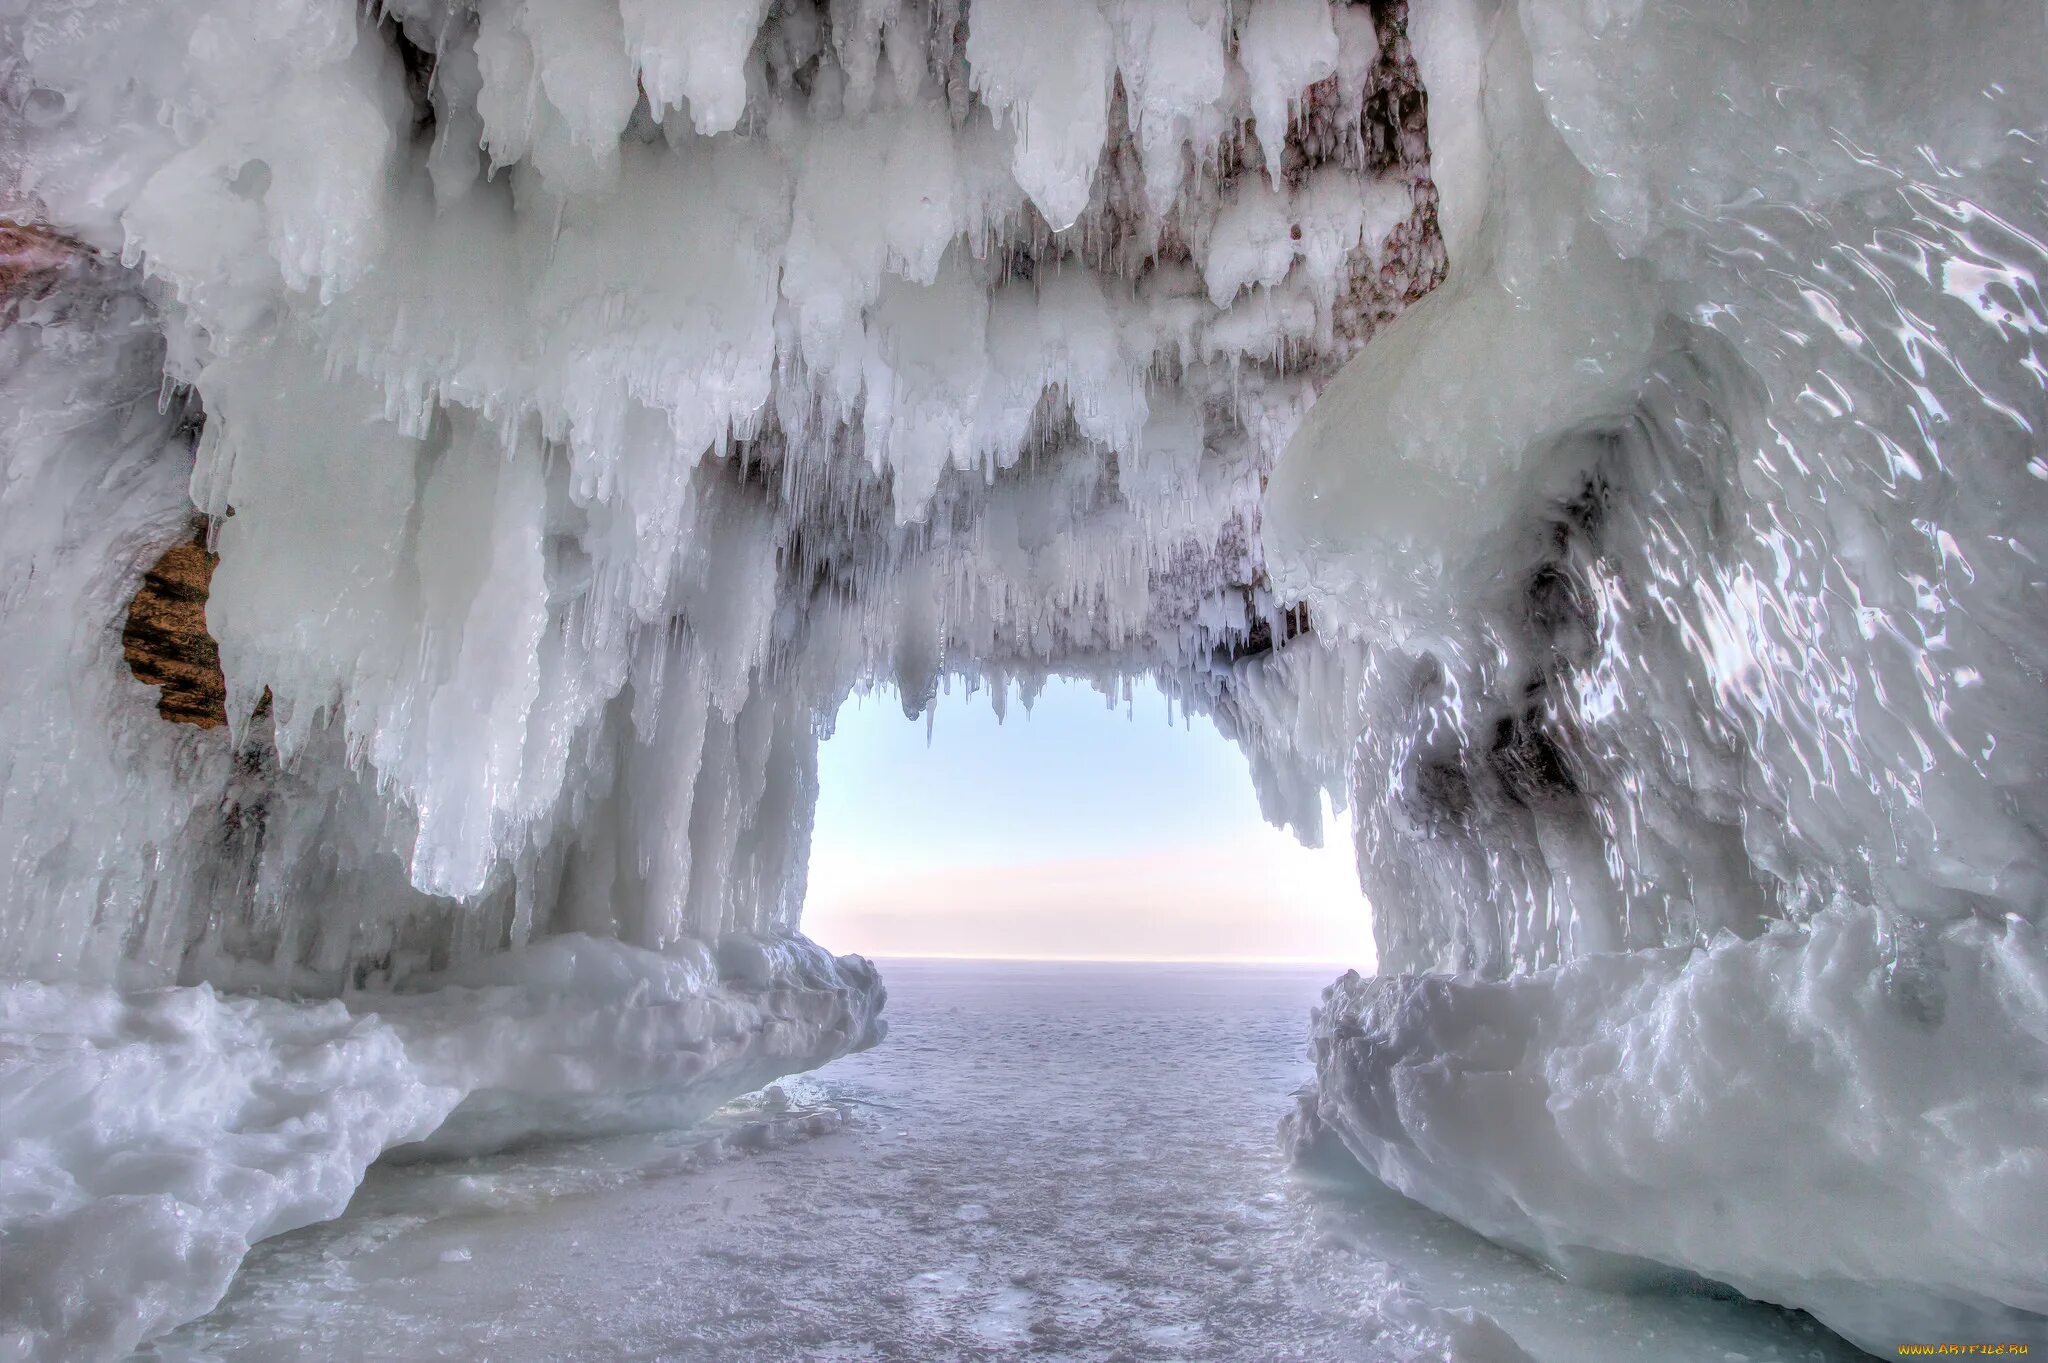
[1, 0, 2044, 1355]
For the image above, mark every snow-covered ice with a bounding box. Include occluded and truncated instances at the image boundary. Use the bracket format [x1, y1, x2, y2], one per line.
[1287, 904, 2048, 1353]
[0, 982, 457, 1362]
[0, 934, 882, 1360]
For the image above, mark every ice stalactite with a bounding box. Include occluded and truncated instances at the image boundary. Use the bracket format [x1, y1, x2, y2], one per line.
[2, 0, 1435, 986]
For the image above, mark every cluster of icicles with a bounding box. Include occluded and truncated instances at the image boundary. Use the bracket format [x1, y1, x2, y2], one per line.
[2, 0, 1428, 982]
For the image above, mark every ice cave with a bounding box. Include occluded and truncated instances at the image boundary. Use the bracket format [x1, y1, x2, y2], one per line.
[1, 0, 2044, 1357]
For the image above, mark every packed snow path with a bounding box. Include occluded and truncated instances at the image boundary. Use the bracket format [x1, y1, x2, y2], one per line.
[139, 963, 1869, 1362]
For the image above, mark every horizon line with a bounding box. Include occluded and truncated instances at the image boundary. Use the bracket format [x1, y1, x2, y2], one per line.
[860, 950, 1368, 968]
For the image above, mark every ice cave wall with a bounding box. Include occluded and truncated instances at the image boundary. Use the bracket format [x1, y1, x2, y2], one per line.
[1260, 0, 2048, 1351]
[1268, 0, 2048, 979]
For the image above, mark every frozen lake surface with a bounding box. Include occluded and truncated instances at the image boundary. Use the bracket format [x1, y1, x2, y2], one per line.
[136, 962, 1869, 1361]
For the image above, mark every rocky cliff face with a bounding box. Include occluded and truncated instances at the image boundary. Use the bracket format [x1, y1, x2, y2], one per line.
[0, 221, 82, 303]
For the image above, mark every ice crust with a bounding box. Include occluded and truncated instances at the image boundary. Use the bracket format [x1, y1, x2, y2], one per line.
[1, 0, 2046, 1355]
[0, 932, 883, 1361]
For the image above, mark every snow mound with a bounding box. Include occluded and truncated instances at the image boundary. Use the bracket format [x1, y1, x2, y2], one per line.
[1289, 902, 2048, 1354]
[0, 933, 882, 1361]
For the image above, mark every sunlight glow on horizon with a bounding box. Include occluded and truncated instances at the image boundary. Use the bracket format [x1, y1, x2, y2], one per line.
[802, 678, 1376, 970]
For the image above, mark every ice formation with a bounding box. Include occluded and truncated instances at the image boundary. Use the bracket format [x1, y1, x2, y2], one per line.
[1, 0, 1435, 986]
[1285, 904, 2048, 1355]
[0, 0, 2044, 1355]
[0, 936, 881, 1360]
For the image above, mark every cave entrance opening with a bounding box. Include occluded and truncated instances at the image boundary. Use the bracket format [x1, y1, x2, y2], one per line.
[802, 675, 1372, 967]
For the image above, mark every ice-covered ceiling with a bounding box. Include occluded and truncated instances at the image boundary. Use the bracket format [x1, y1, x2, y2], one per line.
[4, 0, 1450, 985]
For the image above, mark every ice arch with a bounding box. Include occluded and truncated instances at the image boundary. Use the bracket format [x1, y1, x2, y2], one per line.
[0, 0, 2044, 1356]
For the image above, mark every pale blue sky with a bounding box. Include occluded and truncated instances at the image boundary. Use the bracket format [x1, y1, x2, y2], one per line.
[803, 677, 1375, 966]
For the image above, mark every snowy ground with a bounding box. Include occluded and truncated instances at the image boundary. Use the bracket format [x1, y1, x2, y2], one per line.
[136, 962, 1869, 1361]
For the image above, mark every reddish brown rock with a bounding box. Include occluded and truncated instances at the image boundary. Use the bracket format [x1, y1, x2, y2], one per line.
[122, 522, 229, 729]
[0, 219, 90, 310]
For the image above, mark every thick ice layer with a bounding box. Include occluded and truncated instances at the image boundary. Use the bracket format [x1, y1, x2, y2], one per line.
[0, 933, 882, 1361]
[1286, 904, 2048, 1353]
[138, 963, 1573, 1363]
[0, 981, 454, 1362]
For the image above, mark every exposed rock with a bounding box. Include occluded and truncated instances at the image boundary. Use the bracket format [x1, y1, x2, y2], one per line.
[0, 220, 89, 306]
[122, 522, 228, 729]
[1230, 595, 1312, 661]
